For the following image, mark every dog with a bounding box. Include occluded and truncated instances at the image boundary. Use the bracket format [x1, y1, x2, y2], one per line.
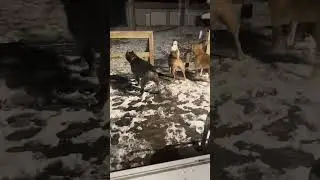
[171, 40, 180, 58]
[286, 21, 317, 48]
[192, 43, 210, 76]
[168, 50, 186, 80]
[211, 0, 247, 60]
[267, 0, 320, 53]
[125, 51, 162, 95]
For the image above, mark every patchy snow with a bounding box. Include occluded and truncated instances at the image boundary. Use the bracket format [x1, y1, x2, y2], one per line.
[0, 107, 107, 179]
[0, 49, 108, 179]
[110, 27, 209, 171]
[165, 122, 191, 145]
[213, 33, 320, 179]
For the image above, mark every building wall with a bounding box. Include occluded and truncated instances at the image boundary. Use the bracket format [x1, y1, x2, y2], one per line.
[0, 0, 270, 42]
[131, 2, 208, 27]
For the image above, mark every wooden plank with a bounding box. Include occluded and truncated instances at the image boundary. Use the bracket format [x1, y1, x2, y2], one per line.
[148, 31, 155, 65]
[110, 31, 155, 65]
[110, 31, 152, 39]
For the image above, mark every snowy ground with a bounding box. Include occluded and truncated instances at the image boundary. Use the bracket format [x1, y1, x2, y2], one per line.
[211, 28, 320, 180]
[110, 27, 210, 171]
[0, 42, 108, 179]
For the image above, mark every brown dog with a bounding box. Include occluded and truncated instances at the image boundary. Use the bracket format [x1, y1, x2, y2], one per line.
[192, 43, 210, 76]
[211, 0, 247, 60]
[168, 50, 186, 80]
[267, 0, 320, 53]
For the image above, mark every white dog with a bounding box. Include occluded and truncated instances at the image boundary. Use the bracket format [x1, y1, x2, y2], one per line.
[170, 40, 180, 58]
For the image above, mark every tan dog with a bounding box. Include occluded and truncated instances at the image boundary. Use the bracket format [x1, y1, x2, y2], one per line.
[267, 0, 320, 52]
[171, 40, 181, 58]
[287, 21, 316, 48]
[168, 50, 186, 80]
[192, 43, 210, 76]
[211, 0, 247, 60]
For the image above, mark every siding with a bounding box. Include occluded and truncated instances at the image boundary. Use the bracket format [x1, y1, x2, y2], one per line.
[133, 8, 207, 26]
[127, 2, 208, 27]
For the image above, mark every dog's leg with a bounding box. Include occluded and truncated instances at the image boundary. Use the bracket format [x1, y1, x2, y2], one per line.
[234, 31, 246, 60]
[195, 62, 200, 77]
[140, 76, 147, 95]
[287, 21, 298, 48]
[135, 75, 140, 85]
[171, 66, 175, 79]
[217, 7, 246, 60]
[93, 51, 108, 110]
[152, 75, 161, 93]
[310, 21, 320, 63]
[226, 14, 246, 60]
[200, 68, 203, 76]
[172, 68, 177, 79]
[182, 69, 186, 80]
[268, 0, 288, 54]
[81, 45, 96, 77]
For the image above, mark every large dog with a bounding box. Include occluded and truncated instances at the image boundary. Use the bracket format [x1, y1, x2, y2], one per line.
[60, 0, 109, 109]
[267, 0, 320, 54]
[126, 51, 164, 95]
[210, 0, 248, 60]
